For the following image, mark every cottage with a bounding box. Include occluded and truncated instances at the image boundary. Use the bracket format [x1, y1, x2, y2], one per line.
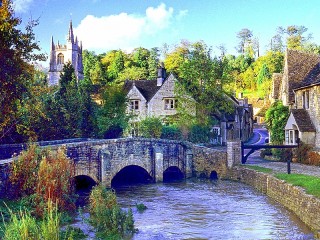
[124, 66, 253, 144]
[273, 49, 320, 147]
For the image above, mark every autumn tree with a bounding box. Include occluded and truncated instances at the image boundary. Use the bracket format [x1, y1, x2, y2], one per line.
[0, 0, 46, 143]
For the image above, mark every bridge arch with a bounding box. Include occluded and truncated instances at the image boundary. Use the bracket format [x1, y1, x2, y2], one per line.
[163, 166, 184, 182]
[111, 165, 153, 187]
[74, 175, 97, 191]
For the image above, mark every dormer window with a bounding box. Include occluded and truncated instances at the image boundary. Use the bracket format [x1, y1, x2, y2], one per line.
[57, 53, 64, 65]
[164, 98, 177, 110]
[302, 90, 309, 109]
[130, 100, 139, 111]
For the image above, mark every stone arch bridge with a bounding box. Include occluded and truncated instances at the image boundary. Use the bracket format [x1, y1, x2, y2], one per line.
[0, 138, 239, 188]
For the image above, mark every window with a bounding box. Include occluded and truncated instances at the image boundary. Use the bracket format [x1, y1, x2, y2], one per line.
[164, 98, 176, 110]
[57, 53, 64, 65]
[302, 90, 310, 109]
[130, 100, 139, 111]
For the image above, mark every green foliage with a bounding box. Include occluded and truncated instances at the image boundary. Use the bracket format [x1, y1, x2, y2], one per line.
[275, 173, 320, 198]
[176, 41, 233, 124]
[97, 85, 129, 138]
[140, 117, 163, 138]
[161, 125, 182, 140]
[188, 124, 210, 143]
[0, 0, 46, 143]
[89, 185, 134, 238]
[1, 200, 73, 240]
[265, 101, 289, 144]
[135, 203, 147, 213]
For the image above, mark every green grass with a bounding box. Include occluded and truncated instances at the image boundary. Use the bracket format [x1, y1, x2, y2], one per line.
[244, 165, 273, 173]
[275, 173, 320, 198]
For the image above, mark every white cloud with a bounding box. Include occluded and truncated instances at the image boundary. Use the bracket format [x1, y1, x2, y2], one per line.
[177, 9, 188, 20]
[74, 3, 176, 52]
[13, 0, 34, 13]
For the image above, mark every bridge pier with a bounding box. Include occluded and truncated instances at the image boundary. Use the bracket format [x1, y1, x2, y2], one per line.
[185, 149, 193, 178]
[227, 140, 241, 168]
[154, 146, 164, 182]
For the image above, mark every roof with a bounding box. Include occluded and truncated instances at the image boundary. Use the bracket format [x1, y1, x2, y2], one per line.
[291, 109, 316, 132]
[123, 79, 163, 101]
[295, 63, 320, 90]
[285, 49, 319, 101]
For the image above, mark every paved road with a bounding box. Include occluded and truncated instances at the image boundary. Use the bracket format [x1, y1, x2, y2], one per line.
[244, 126, 320, 177]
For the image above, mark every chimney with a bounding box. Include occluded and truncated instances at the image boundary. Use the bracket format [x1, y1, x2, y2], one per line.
[157, 62, 166, 86]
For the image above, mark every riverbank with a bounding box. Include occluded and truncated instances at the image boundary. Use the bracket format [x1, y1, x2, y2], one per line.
[228, 165, 320, 238]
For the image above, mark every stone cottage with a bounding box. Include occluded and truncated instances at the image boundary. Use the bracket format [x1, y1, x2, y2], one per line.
[272, 49, 320, 147]
[124, 66, 253, 144]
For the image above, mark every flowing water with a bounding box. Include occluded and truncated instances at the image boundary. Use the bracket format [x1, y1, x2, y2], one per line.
[114, 179, 314, 240]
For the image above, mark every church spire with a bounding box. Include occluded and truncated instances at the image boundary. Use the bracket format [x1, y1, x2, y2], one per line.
[67, 20, 74, 44]
[51, 36, 55, 50]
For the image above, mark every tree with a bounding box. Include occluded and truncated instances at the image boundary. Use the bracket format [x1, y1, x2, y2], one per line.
[147, 47, 160, 80]
[140, 117, 163, 138]
[177, 41, 233, 125]
[0, 0, 46, 142]
[96, 85, 129, 138]
[265, 101, 289, 144]
[236, 28, 253, 54]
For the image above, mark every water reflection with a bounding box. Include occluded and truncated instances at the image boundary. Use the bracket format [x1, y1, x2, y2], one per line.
[115, 179, 314, 240]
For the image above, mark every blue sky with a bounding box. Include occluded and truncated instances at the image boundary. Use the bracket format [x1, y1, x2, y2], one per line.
[12, 0, 320, 65]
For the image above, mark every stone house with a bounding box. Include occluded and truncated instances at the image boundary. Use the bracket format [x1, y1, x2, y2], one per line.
[272, 49, 320, 147]
[124, 66, 253, 144]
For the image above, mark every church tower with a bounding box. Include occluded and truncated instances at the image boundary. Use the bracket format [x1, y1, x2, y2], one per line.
[48, 21, 84, 86]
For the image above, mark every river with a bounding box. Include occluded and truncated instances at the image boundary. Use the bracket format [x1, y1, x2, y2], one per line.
[114, 179, 314, 240]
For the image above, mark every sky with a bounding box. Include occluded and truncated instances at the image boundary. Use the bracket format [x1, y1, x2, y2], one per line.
[11, 0, 320, 66]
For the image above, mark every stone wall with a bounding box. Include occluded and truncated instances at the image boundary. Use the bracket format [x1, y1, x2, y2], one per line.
[0, 138, 92, 160]
[192, 145, 228, 179]
[228, 167, 320, 237]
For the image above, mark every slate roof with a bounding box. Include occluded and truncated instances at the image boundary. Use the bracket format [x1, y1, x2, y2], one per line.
[295, 63, 320, 90]
[123, 79, 163, 101]
[285, 49, 319, 101]
[291, 109, 316, 132]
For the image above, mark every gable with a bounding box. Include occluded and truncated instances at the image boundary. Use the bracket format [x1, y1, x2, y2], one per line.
[149, 73, 176, 102]
[127, 85, 146, 101]
[285, 109, 316, 132]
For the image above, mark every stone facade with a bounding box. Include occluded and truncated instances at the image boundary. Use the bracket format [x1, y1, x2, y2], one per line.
[48, 21, 83, 86]
[124, 68, 253, 144]
[228, 167, 320, 237]
[275, 49, 320, 148]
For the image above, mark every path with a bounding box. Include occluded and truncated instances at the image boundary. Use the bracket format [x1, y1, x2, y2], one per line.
[244, 126, 320, 177]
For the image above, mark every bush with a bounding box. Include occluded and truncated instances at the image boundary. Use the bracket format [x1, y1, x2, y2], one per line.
[9, 145, 43, 198]
[89, 185, 134, 238]
[188, 124, 210, 143]
[307, 151, 320, 166]
[271, 148, 292, 161]
[294, 141, 312, 163]
[161, 125, 182, 140]
[35, 147, 76, 217]
[140, 117, 162, 138]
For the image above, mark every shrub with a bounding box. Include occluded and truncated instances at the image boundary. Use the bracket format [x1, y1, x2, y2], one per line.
[9, 145, 43, 197]
[294, 141, 312, 163]
[271, 148, 292, 161]
[35, 147, 76, 217]
[307, 151, 320, 166]
[89, 185, 134, 238]
[161, 125, 182, 140]
[140, 117, 162, 138]
[188, 124, 210, 143]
